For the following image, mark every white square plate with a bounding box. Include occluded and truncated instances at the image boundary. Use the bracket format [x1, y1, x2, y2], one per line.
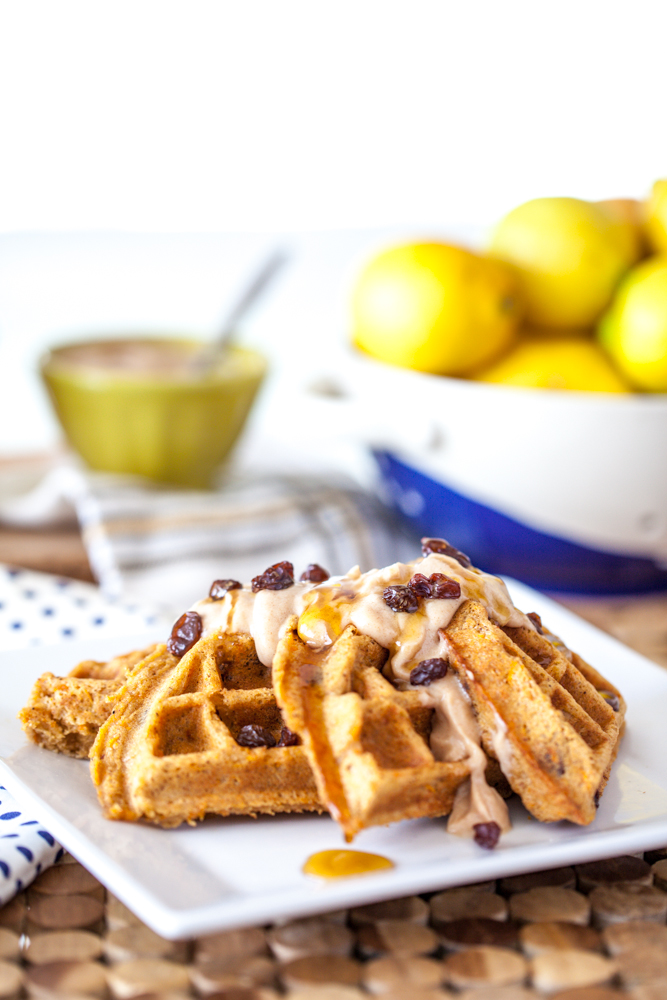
[2, 581, 667, 939]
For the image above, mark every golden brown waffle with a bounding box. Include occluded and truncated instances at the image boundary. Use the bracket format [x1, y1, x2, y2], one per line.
[19, 540, 626, 841]
[20, 647, 156, 758]
[273, 619, 470, 841]
[91, 632, 322, 826]
[443, 600, 625, 825]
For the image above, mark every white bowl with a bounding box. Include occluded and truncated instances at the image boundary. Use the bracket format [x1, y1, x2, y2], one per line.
[304, 351, 667, 594]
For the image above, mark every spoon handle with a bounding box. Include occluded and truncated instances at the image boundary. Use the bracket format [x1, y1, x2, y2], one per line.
[194, 248, 289, 373]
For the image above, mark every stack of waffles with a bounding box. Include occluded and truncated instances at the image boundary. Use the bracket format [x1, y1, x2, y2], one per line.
[20, 540, 625, 844]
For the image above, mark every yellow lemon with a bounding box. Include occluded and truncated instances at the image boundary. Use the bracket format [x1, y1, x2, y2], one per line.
[597, 255, 667, 392]
[520, 324, 592, 340]
[489, 197, 630, 328]
[473, 336, 631, 392]
[597, 197, 646, 267]
[644, 179, 667, 252]
[351, 242, 522, 376]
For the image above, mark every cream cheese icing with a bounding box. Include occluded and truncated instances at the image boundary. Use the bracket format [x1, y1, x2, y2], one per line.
[422, 674, 510, 836]
[193, 552, 531, 675]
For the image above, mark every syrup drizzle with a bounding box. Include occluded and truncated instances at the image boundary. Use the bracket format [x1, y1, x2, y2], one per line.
[303, 849, 394, 879]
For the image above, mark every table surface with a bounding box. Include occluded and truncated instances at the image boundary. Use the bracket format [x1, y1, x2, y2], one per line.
[1, 846, 667, 997]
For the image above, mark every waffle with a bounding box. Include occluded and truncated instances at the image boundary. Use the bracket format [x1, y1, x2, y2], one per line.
[90, 631, 322, 826]
[20, 540, 626, 841]
[19, 646, 156, 758]
[273, 618, 471, 841]
[443, 600, 626, 825]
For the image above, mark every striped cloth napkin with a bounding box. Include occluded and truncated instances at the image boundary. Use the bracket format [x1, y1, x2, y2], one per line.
[74, 471, 419, 618]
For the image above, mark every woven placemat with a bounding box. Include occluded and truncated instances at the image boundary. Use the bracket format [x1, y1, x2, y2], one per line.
[3, 848, 667, 998]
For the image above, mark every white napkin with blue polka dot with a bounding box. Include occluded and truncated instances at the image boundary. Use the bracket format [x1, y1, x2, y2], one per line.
[0, 784, 62, 905]
[0, 563, 167, 903]
[0, 563, 164, 650]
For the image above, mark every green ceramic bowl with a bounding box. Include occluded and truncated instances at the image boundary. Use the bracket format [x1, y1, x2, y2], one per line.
[41, 337, 267, 488]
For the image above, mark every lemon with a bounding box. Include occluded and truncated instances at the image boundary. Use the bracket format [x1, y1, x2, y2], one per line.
[520, 324, 592, 339]
[473, 336, 631, 392]
[489, 197, 630, 328]
[644, 179, 667, 253]
[597, 255, 667, 392]
[597, 198, 646, 267]
[351, 242, 522, 376]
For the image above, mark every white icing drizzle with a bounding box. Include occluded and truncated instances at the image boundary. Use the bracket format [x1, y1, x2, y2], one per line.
[193, 553, 531, 674]
[421, 674, 510, 836]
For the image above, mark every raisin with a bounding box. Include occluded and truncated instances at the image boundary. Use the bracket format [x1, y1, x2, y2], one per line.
[428, 573, 461, 599]
[300, 563, 330, 583]
[383, 585, 419, 613]
[209, 578, 242, 600]
[527, 611, 544, 634]
[600, 690, 621, 712]
[236, 724, 276, 748]
[251, 561, 295, 592]
[473, 821, 501, 850]
[277, 726, 300, 746]
[409, 573, 432, 598]
[410, 658, 448, 686]
[409, 572, 461, 600]
[167, 611, 203, 658]
[421, 537, 472, 568]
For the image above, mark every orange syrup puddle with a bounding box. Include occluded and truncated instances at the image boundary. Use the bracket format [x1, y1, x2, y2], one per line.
[303, 849, 395, 879]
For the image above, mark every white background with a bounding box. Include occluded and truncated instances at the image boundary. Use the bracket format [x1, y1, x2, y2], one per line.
[0, 0, 666, 454]
[1, 0, 665, 232]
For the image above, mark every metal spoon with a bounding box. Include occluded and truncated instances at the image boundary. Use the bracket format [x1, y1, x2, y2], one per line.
[191, 248, 289, 373]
